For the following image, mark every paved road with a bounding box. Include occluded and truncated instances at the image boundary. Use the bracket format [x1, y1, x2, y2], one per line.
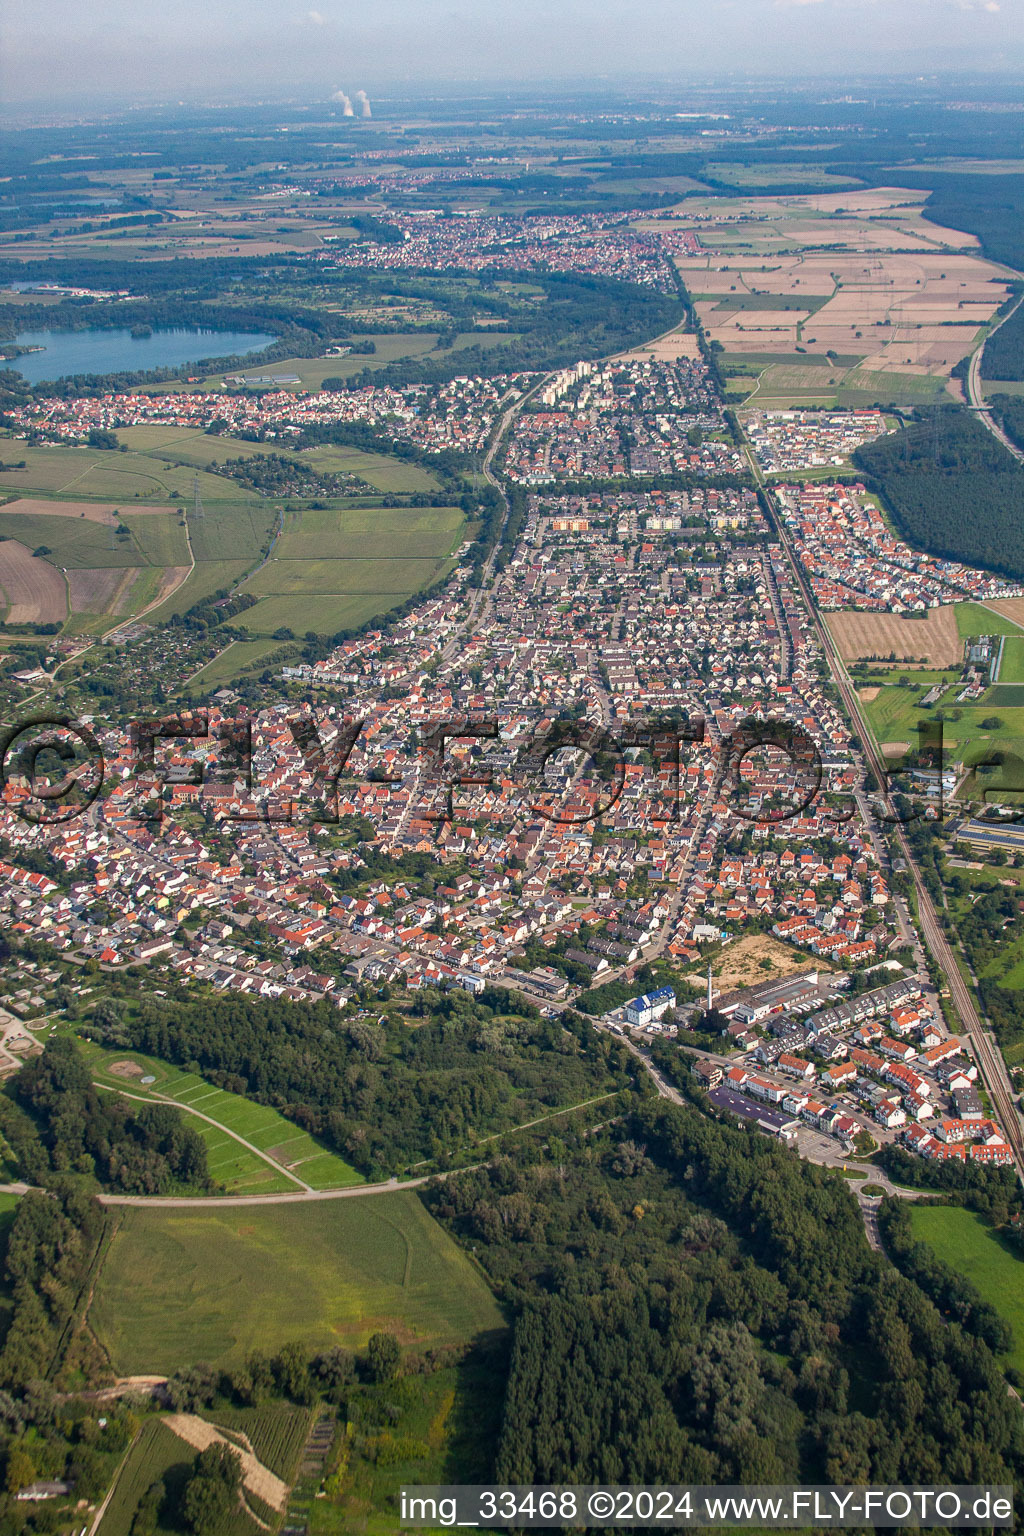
[967, 293, 1024, 466]
[756, 467, 1024, 1177]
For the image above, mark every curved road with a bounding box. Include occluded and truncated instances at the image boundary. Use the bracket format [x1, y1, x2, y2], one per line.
[967, 291, 1024, 465]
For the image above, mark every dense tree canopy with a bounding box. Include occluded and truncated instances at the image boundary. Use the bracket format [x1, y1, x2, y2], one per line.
[854, 409, 1024, 582]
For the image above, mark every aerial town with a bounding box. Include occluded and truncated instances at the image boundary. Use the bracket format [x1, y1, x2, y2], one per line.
[1, 352, 1016, 1178]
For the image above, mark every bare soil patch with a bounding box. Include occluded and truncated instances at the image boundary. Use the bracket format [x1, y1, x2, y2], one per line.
[162, 1413, 289, 1512]
[858, 686, 881, 701]
[826, 606, 960, 666]
[0, 539, 67, 624]
[710, 934, 825, 991]
[109, 1060, 145, 1080]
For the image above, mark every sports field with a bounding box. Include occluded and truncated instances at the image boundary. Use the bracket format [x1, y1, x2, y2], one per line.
[909, 1205, 1024, 1376]
[89, 1194, 505, 1374]
[80, 1038, 361, 1194]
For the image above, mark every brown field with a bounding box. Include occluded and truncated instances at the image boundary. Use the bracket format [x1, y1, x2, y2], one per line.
[979, 597, 1024, 630]
[145, 565, 191, 611]
[858, 686, 881, 702]
[67, 566, 134, 614]
[0, 539, 66, 624]
[0, 497, 177, 524]
[712, 934, 825, 992]
[826, 605, 961, 666]
[669, 189, 1010, 396]
[619, 329, 702, 361]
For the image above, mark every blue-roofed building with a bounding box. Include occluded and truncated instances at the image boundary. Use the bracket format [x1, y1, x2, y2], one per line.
[624, 986, 676, 1027]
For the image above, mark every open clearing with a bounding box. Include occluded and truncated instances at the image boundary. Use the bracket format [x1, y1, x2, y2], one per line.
[0, 538, 67, 623]
[826, 605, 961, 666]
[88, 1194, 505, 1374]
[81, 1038, 362, 1193]
[711, 934, 823, 991]
[236, 503, 466, 636]
[114, 426, 441, 494]
[909, 1205, 1024, 1377]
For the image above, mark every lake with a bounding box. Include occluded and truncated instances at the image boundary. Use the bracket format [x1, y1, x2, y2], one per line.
[1, 326, 278, 385]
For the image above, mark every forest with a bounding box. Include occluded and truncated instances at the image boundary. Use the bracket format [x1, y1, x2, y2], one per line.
[853, 408, 1024, 582]
[11, 1035, 211, 1196]
[424, 1098, 1024, 1490]
[85, 990, 634, 1177]
[989, 392, 1024, 454]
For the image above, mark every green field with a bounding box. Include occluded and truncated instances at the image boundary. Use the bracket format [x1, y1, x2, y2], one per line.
[956, 603, 1024, 641]
[236, 502, 465, 635]
[985, 685, 1024, 708]
[79, 1037, 362, 1194]
[146, 557, 251, 622]
[303, 444, 439, 494]
[183, 636, 286, 690]
[272, 505, 465, 563]
[212, 334, 440, 390]
[114, 427, 441, 494]
[909, 1205, 1024, 1377]
[122, 511, 190, 567]
[740, 360, 949, 408]
[0, 509, 143, 568]
[237, 590, 409, 636]
[0, 442, 237, 502]
[206, 1403, 313, 1481]
[89, 1194, 505, 1374]
[994, 634, 1024, 684]
[97, 1416, 266, 1536]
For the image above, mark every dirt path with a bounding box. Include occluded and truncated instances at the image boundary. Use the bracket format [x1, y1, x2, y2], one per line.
[162, 1412, 289, 1512]
[95, 1081, 313, 1191]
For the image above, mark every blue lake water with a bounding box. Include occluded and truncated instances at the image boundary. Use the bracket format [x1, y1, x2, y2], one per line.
[1, 326, 278, 384]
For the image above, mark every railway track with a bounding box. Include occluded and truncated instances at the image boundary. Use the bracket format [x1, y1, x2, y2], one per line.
[749, 451, 1024, 1176]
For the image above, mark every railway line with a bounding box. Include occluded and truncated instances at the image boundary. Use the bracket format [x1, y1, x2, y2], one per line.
[745, 446, 1024, 1175]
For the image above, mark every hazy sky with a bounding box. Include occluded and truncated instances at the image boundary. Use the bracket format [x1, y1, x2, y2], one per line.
[2, 0, 1022, 107]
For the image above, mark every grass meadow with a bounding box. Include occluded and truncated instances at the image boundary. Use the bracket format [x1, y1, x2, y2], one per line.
[88, 1194, 505, 1374]
[80, 1036, 361, 1194]
[908, 1205, 1024, 1377]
